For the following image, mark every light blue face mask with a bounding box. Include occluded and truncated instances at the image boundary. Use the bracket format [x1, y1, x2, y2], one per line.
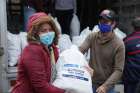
[39, 32, 55, 46]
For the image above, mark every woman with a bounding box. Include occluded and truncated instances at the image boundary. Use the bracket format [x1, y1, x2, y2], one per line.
[11, 12, 65, 93]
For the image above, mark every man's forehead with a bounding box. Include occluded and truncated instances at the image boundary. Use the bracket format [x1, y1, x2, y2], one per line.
[100, 10, 110, 15]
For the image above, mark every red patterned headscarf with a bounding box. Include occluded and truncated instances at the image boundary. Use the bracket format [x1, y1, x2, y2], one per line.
[27, 12, 47, 32]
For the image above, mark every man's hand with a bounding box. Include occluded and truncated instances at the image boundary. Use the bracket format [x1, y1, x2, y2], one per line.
[96, 85, 107, 93]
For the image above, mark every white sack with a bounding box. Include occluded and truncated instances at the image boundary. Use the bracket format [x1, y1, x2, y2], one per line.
[7, 31, 21, 66]
[7, 31, 29, 66]
[58, 34, 72, 53]
[70, 14, 80, 37]
[19, 32, 28, 50]
[80, 27, 92, 43]
[53, 45, 93, 93]
[92, 25, 100, 32]
[72, 36, 82, 46]
[114, 28, 126, 39]
[72, 27, 91, 46]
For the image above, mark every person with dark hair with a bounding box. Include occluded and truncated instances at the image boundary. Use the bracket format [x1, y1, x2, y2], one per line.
[11, 12, 65, 93]
[79, 9, 125, 93]
[53, 0, 76, 35]
[123, 17, 140, 93]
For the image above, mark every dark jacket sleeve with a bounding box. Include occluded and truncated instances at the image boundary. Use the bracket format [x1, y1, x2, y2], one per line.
[24, 46, 64, 93]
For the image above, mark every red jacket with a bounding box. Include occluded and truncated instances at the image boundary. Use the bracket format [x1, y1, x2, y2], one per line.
[11, 43, 65, 93]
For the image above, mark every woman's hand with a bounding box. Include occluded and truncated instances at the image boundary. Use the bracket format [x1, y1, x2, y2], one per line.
[84, 65, 94, 77]
[96, 85, 107, 93]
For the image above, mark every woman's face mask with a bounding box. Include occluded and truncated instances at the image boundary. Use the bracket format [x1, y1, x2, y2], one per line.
[38, 23, 55, 46]
[39, 32, 55, 46]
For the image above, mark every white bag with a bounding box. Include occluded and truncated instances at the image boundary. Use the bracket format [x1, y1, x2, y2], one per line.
[72, 36, 82, 47]
[19, 32, 28, 50]
[53, 45, 93, 93]
[70, 14, 80, 37]
[72, 27, 91, 47]
[80, 27, 92, 43]
[92, 25, 100, 33]
[114, 28, 126, 39]
[58, 34, 72, 53]
[7, 31, 21, 66]
[7, 31, 29, 66]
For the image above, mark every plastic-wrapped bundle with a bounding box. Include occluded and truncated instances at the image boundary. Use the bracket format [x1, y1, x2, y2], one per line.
[72, 27, 91, 46]
[7, 32, 28, 66]
[19, 32, 28, 50]
[70, 14, 80, 37]
[58, 34, 72, 53]
[53, 45, 93, 93]
[7, 32, 21, 66]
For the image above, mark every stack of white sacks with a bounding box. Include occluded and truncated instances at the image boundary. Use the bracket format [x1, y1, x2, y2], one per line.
[7, 31, 28, 67]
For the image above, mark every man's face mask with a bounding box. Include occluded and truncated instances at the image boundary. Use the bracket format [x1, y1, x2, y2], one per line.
[98, 23, 112, 33]
[39, 32, 55, 46]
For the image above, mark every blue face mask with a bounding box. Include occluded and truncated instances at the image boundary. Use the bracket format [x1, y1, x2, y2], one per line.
[39, 32, 55, 46]
[98, 23, 112, 33]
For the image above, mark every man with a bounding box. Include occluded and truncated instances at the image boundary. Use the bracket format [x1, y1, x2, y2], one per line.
[79, 9, 125, 93]
[123, 17, 140, 93]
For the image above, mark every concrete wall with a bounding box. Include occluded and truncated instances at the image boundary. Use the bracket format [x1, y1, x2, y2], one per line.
[112, 0, 140, 34]
[0, 0, 10, 93]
